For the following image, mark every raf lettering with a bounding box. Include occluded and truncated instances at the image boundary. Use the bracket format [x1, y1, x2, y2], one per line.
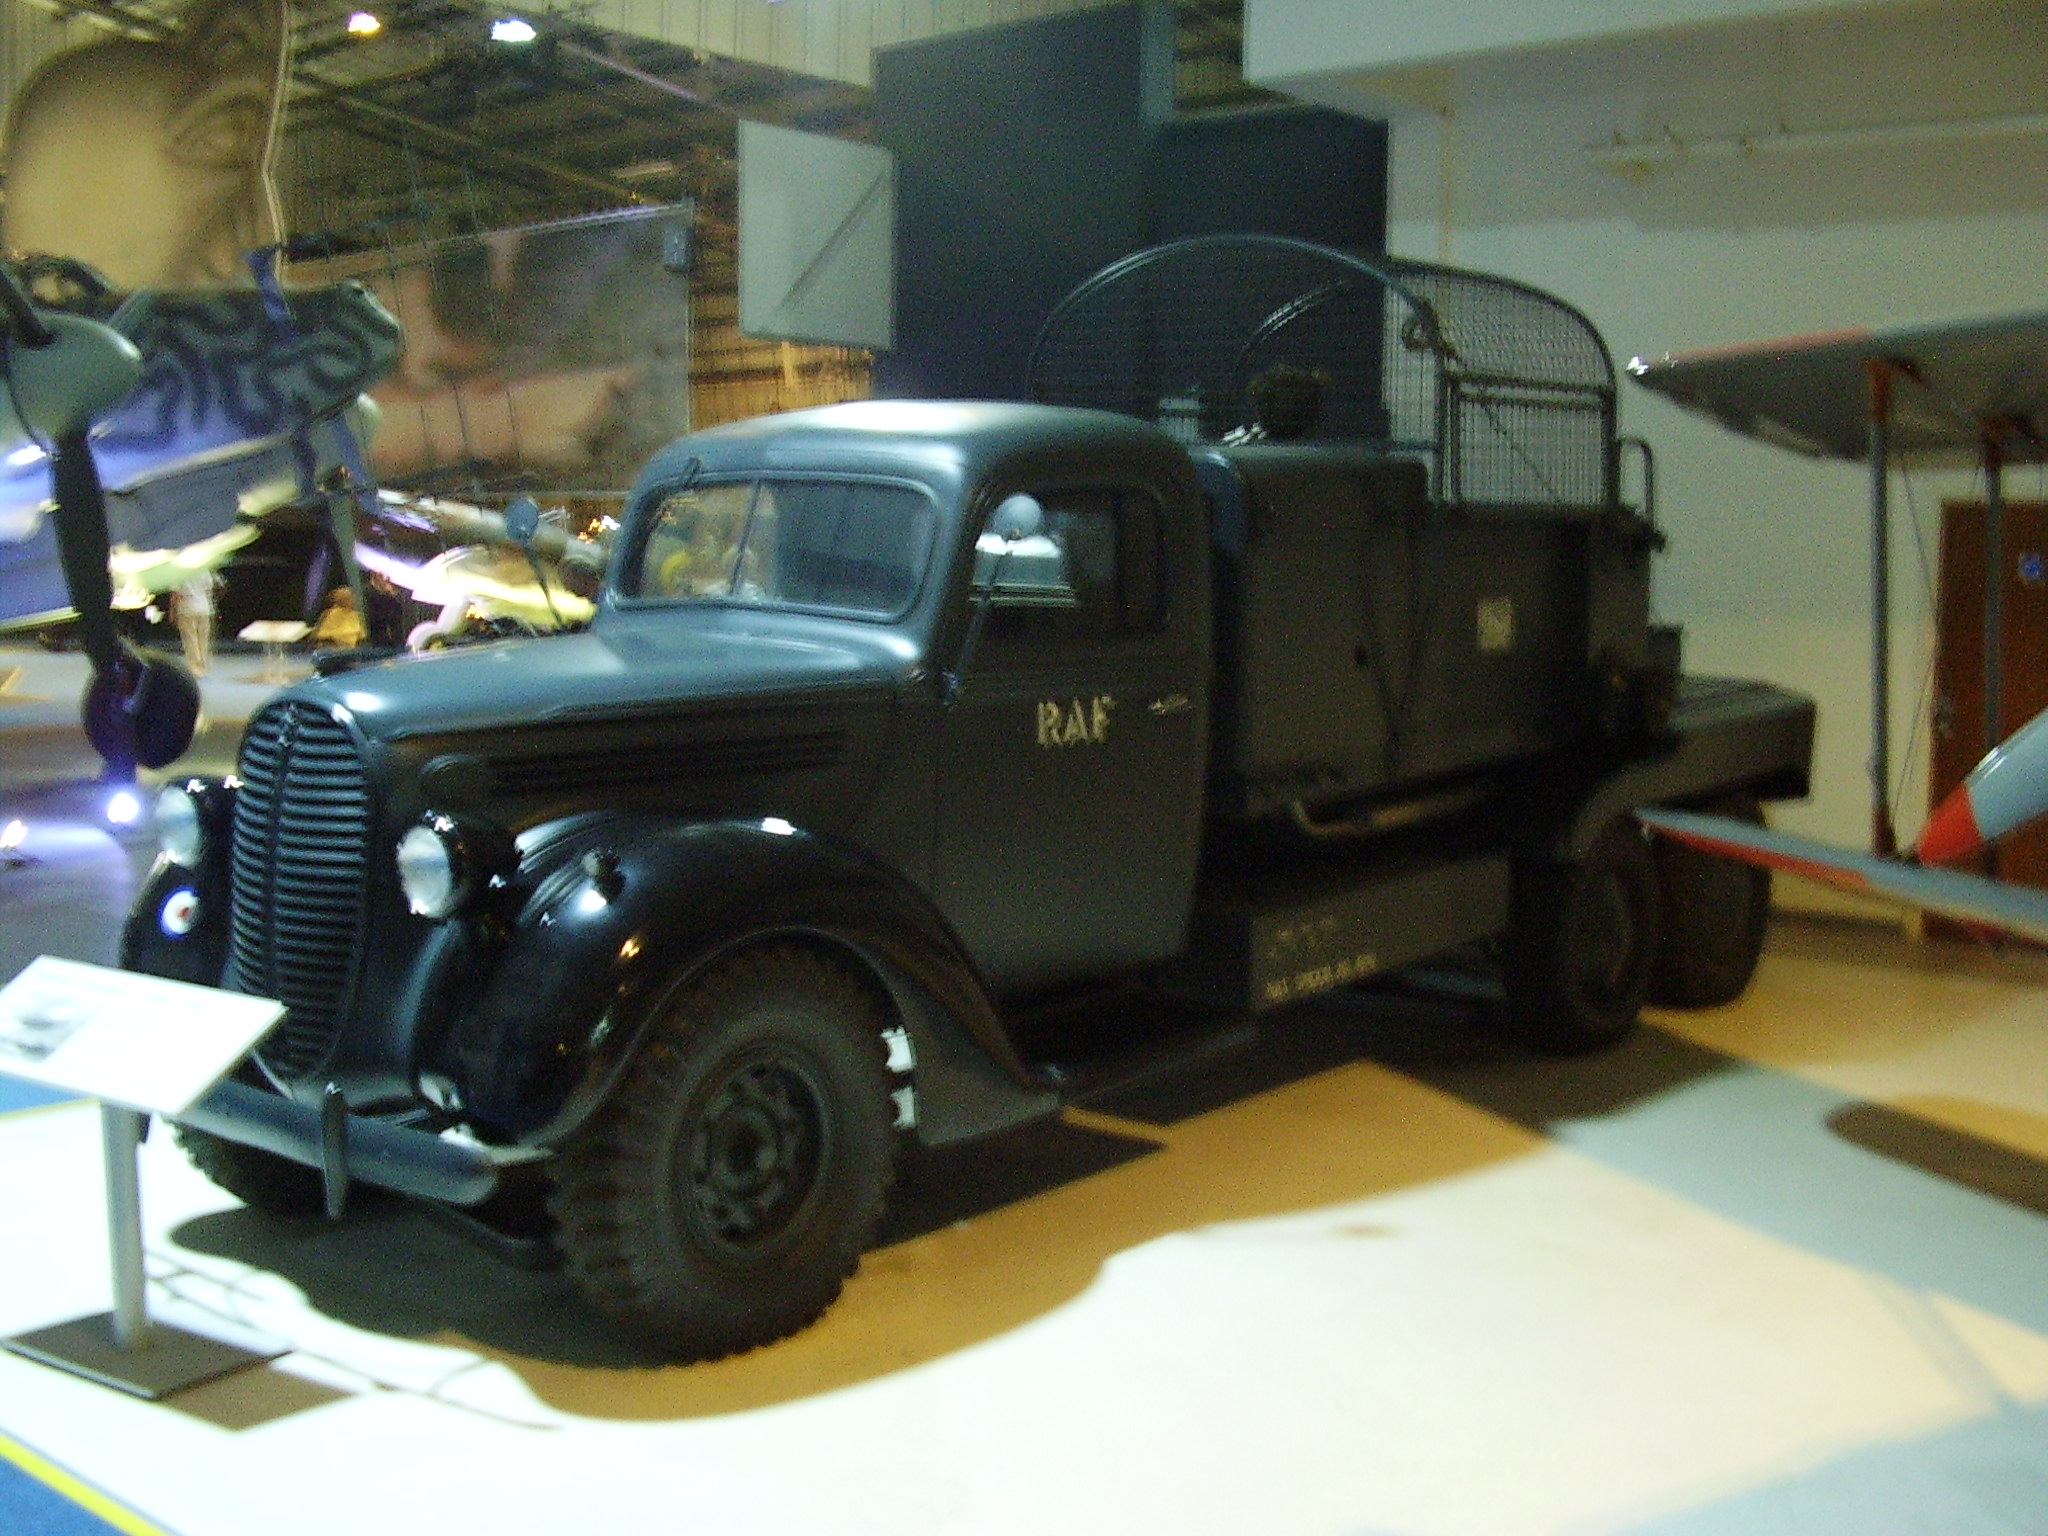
[1037, 695, 1114, 747]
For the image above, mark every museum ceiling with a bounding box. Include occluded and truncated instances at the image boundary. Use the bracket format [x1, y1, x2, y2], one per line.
[29, 0, 1266, 263]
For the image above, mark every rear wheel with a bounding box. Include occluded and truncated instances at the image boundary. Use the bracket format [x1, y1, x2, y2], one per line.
[549, 944, 895, 1361]
[1505, 819, 1659, 1053]
[1650, 794, 1772, 1008]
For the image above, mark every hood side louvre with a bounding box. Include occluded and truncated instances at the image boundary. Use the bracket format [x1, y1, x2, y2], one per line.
[484, 729, 848, 799]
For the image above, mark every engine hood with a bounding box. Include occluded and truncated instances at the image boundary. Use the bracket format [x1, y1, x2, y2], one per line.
[294, 619, 905, 744]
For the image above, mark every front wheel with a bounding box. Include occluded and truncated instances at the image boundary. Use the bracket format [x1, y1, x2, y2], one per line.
[548, 944, 896, 1361]
[175, 1125, 327, 1217]
[1504, 819, 1660, 1054]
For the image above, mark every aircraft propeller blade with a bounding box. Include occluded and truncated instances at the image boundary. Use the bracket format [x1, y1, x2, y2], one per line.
[1918, 705, 2048, 866]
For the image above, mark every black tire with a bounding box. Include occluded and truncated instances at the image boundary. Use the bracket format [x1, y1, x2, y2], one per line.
[548, 944, 896, 1361]
[81, 647, 200, 771]
[1505, 818, 1660, 1053]
[175, 1125, 327, 1217]
[1650, 793, 1772, 1009]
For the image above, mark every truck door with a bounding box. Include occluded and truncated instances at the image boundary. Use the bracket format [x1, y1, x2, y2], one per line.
[934, 481, 1208, 997]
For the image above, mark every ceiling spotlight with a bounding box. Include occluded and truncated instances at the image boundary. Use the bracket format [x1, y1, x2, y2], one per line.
[490, 17, 539, 44]
[345, 10, 382, 36]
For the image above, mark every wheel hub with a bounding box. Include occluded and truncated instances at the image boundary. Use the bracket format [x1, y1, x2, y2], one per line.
[686, 1056, 822, 1248]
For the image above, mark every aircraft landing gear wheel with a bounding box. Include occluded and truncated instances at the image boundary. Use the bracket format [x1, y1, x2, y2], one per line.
[82, 646, 200, 771]
[549, 944, 896, 1361]
[1505, 819, 1660, 1054]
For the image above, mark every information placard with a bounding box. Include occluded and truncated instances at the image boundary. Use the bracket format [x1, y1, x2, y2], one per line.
[0, 957, 283, 1117]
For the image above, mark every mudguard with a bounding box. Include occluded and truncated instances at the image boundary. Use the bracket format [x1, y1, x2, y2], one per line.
[1524, 679, 1816, 862]
[443, 815, 1056, 1147]
[121, 850, 230, 988]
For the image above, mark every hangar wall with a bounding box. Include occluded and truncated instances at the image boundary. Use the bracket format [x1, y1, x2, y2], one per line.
[583, 0, 1113, 86]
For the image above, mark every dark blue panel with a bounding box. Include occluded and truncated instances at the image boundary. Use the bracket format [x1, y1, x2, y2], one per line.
[874, 3, 1389, 405]
[875, 5, 1161, 401]
[1151, 109, 1388, 250]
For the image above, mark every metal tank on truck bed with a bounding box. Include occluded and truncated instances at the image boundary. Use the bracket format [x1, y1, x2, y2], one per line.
[121, 236, 1814, 1362]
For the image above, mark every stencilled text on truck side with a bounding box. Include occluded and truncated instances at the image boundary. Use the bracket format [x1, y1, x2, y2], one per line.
[1038, 695, 1114, 747]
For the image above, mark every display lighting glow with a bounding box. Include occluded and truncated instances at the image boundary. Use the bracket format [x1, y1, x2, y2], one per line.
[490, 17, 538, 43]
[5, 444, 47, 468]
[0, 819, 25, 850]
[345, 10, 382, 35]
[104, 790, 142, 827]
[761, 817, 796, 836]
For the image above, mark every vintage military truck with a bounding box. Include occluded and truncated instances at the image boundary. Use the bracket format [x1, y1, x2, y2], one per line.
[122, 237, 1813, 1360]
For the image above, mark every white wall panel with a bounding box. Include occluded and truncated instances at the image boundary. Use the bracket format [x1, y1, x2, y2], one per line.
[739, 119, 894, 348]
[1249, 0, 1901, 90]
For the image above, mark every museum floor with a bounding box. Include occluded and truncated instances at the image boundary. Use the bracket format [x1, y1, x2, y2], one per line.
[4, 640, 2048, 1536]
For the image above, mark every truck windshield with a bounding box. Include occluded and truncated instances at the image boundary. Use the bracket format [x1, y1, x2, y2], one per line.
[628, 477, 935, 619]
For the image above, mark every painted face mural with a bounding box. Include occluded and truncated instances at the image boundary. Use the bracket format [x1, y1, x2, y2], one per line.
[0, 0, 289, 292]
[0, 0, 405, 642]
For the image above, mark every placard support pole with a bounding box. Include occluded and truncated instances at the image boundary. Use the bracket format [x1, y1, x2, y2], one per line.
[3, 1101, 285, 1400]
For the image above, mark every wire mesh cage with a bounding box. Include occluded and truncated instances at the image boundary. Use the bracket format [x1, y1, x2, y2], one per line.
[1027, 235, 1619, 512]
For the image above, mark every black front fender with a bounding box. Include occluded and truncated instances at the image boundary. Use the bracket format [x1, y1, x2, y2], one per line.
[443, 817, 1053, 1146]
[122, 852, 230, 987]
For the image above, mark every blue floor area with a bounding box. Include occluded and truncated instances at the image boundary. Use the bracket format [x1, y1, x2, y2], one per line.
[0, 1078, 77, 1113]
[0, 1467, 123, 1536]
[0, 1435, 154, 1536]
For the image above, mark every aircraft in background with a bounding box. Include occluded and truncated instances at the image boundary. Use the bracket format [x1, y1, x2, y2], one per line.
[0, 257, 400, 774]
[1643, 704, 2048, 946]
[1629, 299, 2048, 947]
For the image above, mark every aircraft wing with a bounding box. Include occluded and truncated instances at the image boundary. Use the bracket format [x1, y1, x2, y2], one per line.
[0, 516, 69, 630]
[0, 281, 399, 630]
[1626, 309, 2048, 466]
[1639, 807, 2048, 946]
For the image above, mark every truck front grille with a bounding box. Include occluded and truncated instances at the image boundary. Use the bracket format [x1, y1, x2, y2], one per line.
[229, 700, 371, 1081]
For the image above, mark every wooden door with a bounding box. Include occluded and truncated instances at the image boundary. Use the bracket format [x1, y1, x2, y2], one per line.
[1932, 499, 2048, 890]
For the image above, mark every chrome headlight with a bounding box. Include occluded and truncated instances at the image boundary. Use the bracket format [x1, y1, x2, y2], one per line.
[155, 779, 226, 867]
[396, 812, 511, 920]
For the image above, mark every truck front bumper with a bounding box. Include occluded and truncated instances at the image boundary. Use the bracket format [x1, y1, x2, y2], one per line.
[179, 1079, 538, 1207]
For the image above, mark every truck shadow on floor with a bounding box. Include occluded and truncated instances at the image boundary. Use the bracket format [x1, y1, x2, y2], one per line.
[159, 980, 1685, 1410]
[168, 967, 2048, 1420]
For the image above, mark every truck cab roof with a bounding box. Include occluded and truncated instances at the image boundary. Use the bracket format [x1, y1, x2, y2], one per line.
[629, 399, 1199, 500]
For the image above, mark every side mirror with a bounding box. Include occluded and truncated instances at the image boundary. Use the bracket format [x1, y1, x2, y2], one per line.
[989, 492, 1043, 543]
[972, 494, 1045, 590]
[972, 491, 1076, 607]
[949, 494, 1066, 704]
[3, 310, 142, 442]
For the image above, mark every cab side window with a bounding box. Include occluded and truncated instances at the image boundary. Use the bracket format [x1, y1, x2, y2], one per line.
[979, 487, 1163, 661]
